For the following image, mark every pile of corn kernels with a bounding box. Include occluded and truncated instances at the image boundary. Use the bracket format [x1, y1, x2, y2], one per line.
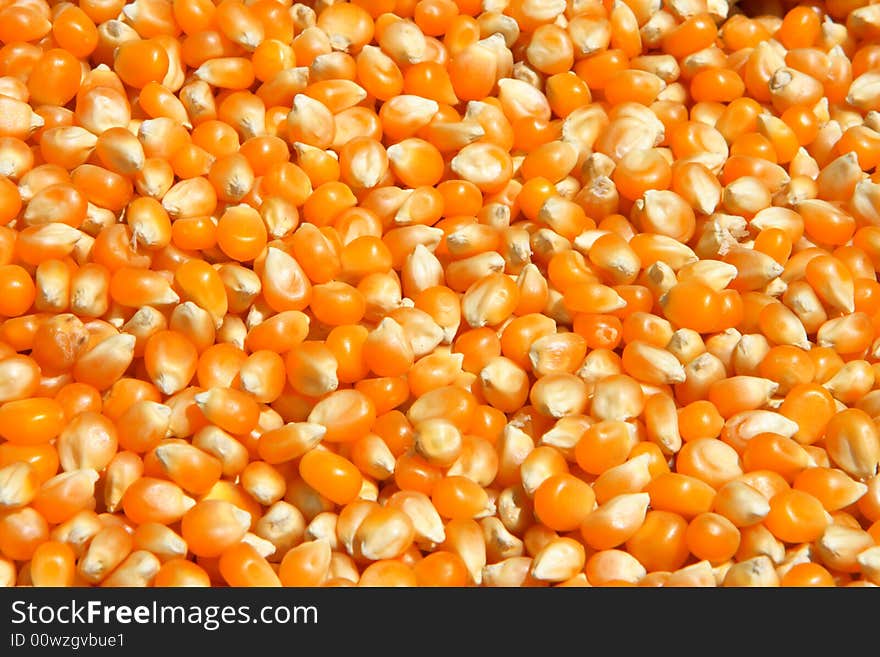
[0, 0, 880, 587]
